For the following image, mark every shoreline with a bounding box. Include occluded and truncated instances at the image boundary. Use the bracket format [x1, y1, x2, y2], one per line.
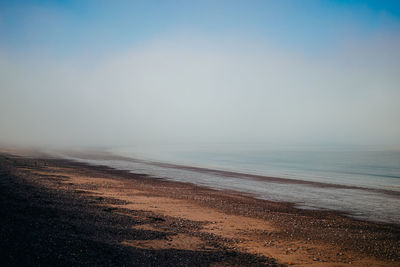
[62, 150, 400, 224]
[1, 151, 399, 266]
[69, 151, 400, 196]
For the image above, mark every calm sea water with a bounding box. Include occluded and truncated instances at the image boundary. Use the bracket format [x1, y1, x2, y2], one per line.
[64, 144, 400, 224]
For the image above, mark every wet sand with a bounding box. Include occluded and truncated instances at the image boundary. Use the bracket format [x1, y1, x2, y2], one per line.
[0, 151, 399, 266]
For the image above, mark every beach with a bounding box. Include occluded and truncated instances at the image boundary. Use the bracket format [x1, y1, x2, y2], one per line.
[0, 151, 399, 266]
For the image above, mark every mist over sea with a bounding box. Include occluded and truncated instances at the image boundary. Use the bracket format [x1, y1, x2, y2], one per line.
[65, 144, 400, 224]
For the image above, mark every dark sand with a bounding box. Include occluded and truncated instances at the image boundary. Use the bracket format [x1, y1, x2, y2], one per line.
[0, 151, 399, 266]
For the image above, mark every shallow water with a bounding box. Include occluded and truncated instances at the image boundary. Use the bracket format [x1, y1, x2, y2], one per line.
[63, 144, 400, 224]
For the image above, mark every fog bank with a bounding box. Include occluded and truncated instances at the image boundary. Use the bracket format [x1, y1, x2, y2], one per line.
[1, 34, 400, 149]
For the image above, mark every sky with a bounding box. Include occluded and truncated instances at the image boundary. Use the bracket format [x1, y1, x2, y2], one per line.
[0, 0, 400, 148]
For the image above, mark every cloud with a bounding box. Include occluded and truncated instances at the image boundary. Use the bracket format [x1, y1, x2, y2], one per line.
[1, 33, 399, 148]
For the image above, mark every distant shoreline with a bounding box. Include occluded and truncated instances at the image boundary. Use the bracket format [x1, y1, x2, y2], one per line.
[59, 149, 400, 224]
[73, 151, 400, 196]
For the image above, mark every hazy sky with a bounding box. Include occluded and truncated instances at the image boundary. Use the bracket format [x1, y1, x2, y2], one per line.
[1, 0, 400, 148]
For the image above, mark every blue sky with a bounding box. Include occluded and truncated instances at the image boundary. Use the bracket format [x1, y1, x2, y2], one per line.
[1, 0, 399, 57]
[1, 1, 400, 147]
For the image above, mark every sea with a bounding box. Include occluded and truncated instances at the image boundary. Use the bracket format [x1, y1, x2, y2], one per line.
[62, 143, 400, 224]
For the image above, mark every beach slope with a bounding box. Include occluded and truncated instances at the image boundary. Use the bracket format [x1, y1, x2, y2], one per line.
[0, 152, 398, 266]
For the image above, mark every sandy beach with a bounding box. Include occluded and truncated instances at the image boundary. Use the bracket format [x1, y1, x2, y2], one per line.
[0, 151, 399, 266]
